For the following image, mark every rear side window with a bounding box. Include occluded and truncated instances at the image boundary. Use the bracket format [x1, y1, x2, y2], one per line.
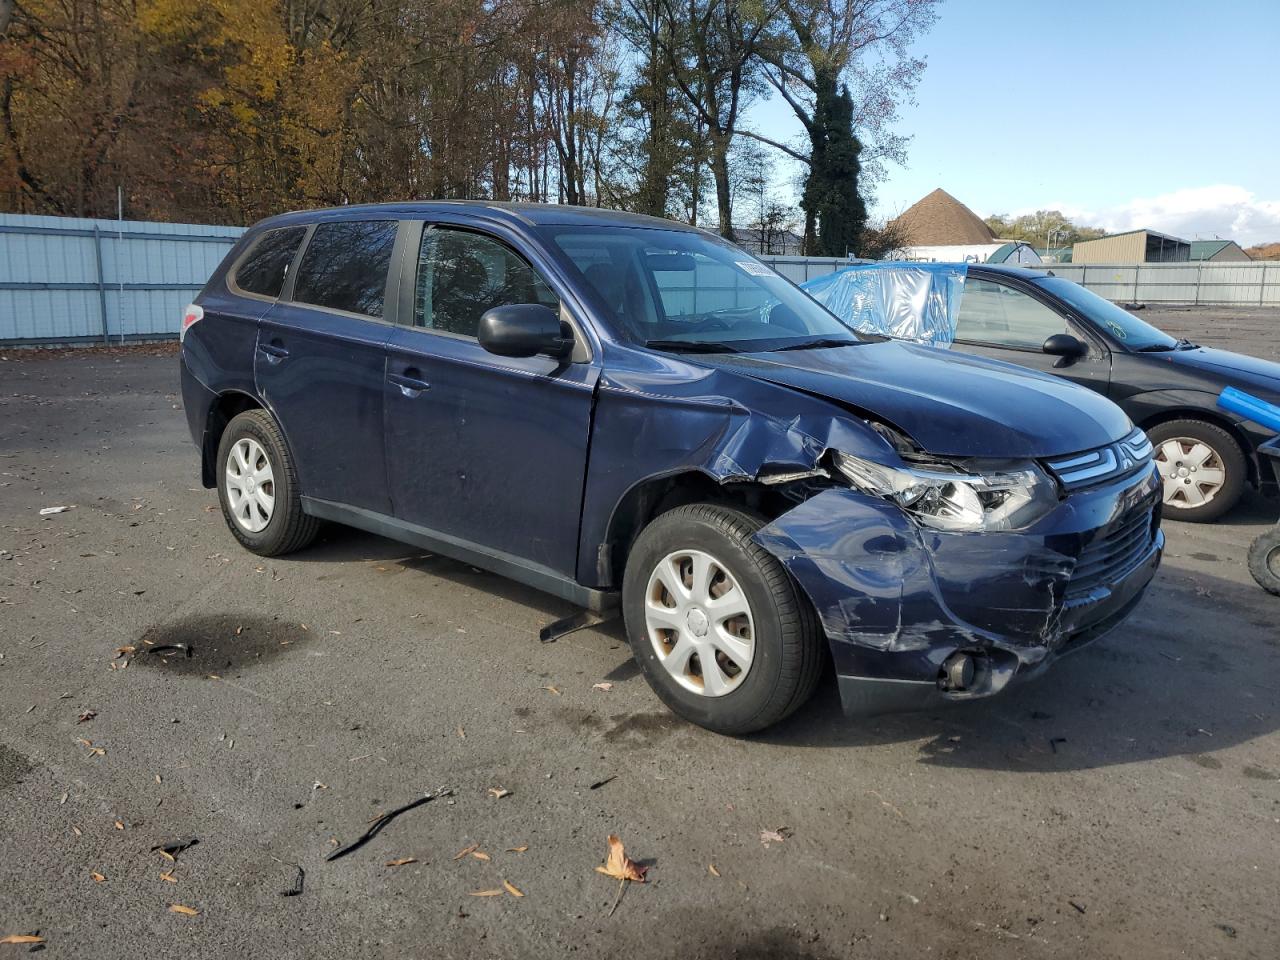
[292, 220, 399, 318]
[234, 227, 306, 298]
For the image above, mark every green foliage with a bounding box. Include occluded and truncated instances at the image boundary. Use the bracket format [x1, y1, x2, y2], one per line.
[984, 210, 1107, 247]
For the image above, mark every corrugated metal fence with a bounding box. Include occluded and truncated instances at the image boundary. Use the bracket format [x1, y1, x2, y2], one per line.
[1034, 262, 1280, 306]
[3, 213, 1277, 346]
[1, 213, 243, 344]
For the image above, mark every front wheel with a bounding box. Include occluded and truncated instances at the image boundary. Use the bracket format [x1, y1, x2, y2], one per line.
[1148, 419, 1246, 523]
[622, 503, 824, 735]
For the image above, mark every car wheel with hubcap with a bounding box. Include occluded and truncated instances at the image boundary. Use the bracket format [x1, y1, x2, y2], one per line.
[622, 503, 824, 735]
[1147, 419, 1245, 523]
[216, 409, 319, 556]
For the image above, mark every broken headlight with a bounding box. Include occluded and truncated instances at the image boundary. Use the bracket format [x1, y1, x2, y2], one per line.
[833, 452, 1058, 532]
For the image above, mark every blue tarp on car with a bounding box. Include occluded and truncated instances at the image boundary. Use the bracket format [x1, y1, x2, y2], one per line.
[801, 262, 967, 346]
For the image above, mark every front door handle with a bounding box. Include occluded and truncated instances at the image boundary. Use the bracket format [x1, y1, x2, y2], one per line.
[389, 369, 431, 398]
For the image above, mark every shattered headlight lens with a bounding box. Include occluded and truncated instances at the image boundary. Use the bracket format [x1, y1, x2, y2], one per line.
[833, 452, 1058, 532]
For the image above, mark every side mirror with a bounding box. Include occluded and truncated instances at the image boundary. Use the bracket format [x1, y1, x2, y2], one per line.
[1042, 333, 1087, 360]
[478, 304, 572, 359]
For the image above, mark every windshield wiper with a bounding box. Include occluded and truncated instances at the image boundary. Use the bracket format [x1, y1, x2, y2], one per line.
[645, 339, 742, 354]
[770, 337, 860, 352]
[1134, 342, 1177, 352]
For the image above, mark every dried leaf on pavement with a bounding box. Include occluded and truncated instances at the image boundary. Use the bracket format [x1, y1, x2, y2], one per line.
[594, 835, 647, 883]
[168, 904, 199, 916]
[506, 845, 529, 853]
[592, 682, 613, 692]
[471, 851, 491, 861]
[542, 685, 561, 696]
[708, 864, 720, 877]
[90, 872, 106, 882]
[385, 857, 417, 868]
[113, 820, 124, 831]
[759, 827, 791, 846]
[76, 710, 97, 723]
[159, 871, 177, 883]
[0, 935, 44, 944]
[453, 843, 479, 860]
[487, 787, 511, 799]
[503, 879, 525, 897]
[468, 889, 504, 897]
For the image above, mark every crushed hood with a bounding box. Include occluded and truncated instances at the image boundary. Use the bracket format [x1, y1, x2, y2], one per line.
[699, 341, 1132, 459]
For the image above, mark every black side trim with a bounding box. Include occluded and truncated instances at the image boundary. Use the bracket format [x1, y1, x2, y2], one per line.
[301, 497, 618, 613]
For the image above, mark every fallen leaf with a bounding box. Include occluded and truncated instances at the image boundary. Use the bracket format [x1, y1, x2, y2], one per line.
[487, 787, 511, 799]
[592, 682, 613, 692]
[453, 843, 479, 860]
[71, 826, 82, 837]
[76, 738, 92, 747]
[503, 879, 525, 897]
[158, 850, 175, 863]
[595, 835, 647, 883]
[90, 872, 106, 882]
[542, 685, 561, 696]
[468, 889, 504, 897]
[76, 710, 97, 723]
[385, 858, 417, 867]
[159, 871, 177, 884]
[88, 747, 106, 757]
[168, 904, 199, 916]
[506, 845, 529, 853]
[39, 504, 74, 515]
[456, 725, 466, 739]
[114, 646, 135, 658]
[471, 851, 491, 862]
[708, 864, 720, 877]
[113, 820, 124, 831]
[759, 827, 791, 846]
[59, 792, 68, 805]
[0, 935, 44, 945]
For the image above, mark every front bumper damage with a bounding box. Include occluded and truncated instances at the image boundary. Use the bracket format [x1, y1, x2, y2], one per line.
[752, 464, 1164, 716]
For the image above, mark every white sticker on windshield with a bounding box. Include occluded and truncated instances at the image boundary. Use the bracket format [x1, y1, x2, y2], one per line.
[735, 260, 775, 277]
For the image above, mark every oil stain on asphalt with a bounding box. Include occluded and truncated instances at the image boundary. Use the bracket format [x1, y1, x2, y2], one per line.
[131, 614, 308, 677]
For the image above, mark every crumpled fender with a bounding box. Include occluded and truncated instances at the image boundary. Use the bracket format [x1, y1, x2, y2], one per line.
[575, 348, 896, 587]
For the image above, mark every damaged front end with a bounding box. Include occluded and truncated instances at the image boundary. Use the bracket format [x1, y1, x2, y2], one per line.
[753, 447, 1163, 716]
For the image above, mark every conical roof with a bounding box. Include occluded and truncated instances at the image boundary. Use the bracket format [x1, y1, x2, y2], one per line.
[890, 188, 995, 245]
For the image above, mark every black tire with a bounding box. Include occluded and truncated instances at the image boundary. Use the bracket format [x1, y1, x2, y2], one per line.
[1247, 528, 1280, 596]
[215, 409, 319, 557]
[622, 503, 824, 735]
[1147, 419, 1246, 523]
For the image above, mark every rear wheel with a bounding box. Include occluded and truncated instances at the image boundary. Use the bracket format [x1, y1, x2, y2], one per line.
[1247, 528, 1280, 596]
[622, 503, 823, 735]
[216, 409, 319, 556]
[1147, 419, 1246, 523]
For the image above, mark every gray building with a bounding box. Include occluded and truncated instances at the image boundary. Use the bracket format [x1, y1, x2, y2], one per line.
[1189, 239, 1252, 262]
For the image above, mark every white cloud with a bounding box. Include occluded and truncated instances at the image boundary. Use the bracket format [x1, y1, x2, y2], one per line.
[1020, 185, 1280, 247]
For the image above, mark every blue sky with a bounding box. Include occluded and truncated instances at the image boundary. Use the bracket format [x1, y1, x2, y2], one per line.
[745, 0, 1280, 244]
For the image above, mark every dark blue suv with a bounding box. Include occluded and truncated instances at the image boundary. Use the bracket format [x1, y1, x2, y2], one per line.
[180, 202, 1163, 733]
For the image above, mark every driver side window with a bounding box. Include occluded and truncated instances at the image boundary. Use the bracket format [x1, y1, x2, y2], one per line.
[954, 278, 1067, 349]
[415, 227, 559, 337]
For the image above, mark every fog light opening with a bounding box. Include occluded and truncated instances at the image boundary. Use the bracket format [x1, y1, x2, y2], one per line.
[939, 652, 977, 692]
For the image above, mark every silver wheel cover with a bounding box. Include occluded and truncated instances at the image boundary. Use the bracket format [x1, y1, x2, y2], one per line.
[1154, 437, 1226, 509]
[643, 549, 755, 697]
[225, 437, 276, 533]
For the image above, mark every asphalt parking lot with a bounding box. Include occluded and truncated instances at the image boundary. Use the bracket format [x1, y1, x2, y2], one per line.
[1, 316, 1278, 959]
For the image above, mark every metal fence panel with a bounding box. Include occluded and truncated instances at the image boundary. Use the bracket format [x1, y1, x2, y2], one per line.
[761, 255, 856, 284]
[1040, 261, 1277, 305]
[1, 213, 244, 343]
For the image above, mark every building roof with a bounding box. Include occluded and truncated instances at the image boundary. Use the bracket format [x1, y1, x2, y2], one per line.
[1189, 239, 1247, 260]
[889, 189, 996, 246]
[1075, 227, 1187, 246]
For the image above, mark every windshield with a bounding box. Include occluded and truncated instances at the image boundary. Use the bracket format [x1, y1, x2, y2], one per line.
[543, 225, 859, 352]
[1034, 276, 1178, 351]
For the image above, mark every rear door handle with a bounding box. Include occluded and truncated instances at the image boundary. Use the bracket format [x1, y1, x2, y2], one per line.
[259, 341, 289, 363]
[389, 369, 430, 398]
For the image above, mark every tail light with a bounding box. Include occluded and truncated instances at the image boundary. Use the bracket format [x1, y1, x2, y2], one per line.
[180, 304, 204, 342]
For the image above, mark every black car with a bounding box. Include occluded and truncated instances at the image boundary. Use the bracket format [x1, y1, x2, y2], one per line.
[811, 263, 1280, 521]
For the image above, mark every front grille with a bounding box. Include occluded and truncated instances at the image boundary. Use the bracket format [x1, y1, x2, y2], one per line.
[1045, 427, 1153, 491]
[1067, 506, 1156, 600]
